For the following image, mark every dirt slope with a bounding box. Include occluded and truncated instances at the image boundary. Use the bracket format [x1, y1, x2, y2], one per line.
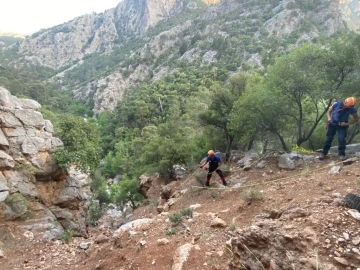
[1, 156, 360, 269]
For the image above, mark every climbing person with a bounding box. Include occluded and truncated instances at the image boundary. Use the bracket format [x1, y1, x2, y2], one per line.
[200, 150, 227, 187]
[319, 97, 359, 161]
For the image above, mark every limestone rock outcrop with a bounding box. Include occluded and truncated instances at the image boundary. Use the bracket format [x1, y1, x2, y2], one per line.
[0, 86, 88, 240]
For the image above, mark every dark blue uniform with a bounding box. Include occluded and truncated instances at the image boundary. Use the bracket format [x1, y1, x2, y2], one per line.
[322, 101, 357, 157]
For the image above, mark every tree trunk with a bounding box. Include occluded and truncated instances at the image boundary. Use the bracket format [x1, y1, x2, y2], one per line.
[247, 129, 258, 151]
[225, 134, 234, 162]
[276, 132, 289, 152]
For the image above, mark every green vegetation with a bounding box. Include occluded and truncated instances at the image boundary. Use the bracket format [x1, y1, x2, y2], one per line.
[241, 189, 264, 202]
[60, 230, 75, 244]
[54, 115, 101, 173]
[111, 175, 144, 209]
[169, 208, 193, 226]
[1, 1, 360, 217]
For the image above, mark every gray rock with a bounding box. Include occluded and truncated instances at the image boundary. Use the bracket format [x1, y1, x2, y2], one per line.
[342, 157, 358, 165]
[238, 149, 259, 167]
[172, 243, 193, 270]
[324, 143, 360, 155]
[14, 109, 44, 129]
[16, 98, 41, 110]
[328, 166, 341, 175]
[0, 172, 9, 191]
[113, 218, 153, 237]
[0, 150, 15, 168]
[0, 129, 9, 147]
[2, 126, 26, 137]
[0, 112, 22, 127]
[172, 164, 188, 180]
[42, 228, 64, 240]
[256, 160, 267, 169]
[21, 136, 46, 155]
[3, 171, 37, 197]
[0, 88, 87, 238]
[44, 120, 54, 133]
[0, 249, 4, 258]
[50, 137, 64, 152]
[0, 87, 14, 108]
[210, 217, 227, 228]
[79, 241, 93, 250]
[334, 257, 348, 266]
[278, 154, 296, 170]
[0, 191, 9, 203]
[302, 155, 317, 162]
[30, 152, 58, 174]
[2, 193, 28, 220]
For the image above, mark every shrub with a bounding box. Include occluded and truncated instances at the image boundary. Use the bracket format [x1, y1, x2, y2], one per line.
[60, 230, 75, 244]
[169, 208, 193, 226]
[241, 189, 264, 202]
[88, 199, 104, 225]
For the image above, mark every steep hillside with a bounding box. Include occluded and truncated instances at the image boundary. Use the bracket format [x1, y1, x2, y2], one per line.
[1, 0, 359, 115]
[2, 152, 360, 269]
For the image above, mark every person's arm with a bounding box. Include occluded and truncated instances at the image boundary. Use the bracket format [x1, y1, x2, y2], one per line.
[200, 159, 208, 168]
[327, 104, 334, 122]
[340, 113, 359, 126]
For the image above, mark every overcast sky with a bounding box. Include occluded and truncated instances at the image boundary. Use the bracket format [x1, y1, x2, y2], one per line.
[0, 0, 121, 34]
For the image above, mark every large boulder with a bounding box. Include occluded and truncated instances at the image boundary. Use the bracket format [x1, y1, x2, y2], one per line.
[0, 87, 88, 239]
[237, 149, 259, 168]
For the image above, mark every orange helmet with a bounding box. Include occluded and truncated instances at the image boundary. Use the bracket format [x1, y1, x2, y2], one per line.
[207, 150, 215, 156]
[345, 97, 357, 107]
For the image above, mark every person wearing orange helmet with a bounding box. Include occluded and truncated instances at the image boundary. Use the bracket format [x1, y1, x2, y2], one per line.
[319, 97, 359, 161]
[200, 150, 227, 187]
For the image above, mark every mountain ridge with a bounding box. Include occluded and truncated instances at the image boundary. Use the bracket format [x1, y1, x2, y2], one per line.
[1, 0, 360, 115]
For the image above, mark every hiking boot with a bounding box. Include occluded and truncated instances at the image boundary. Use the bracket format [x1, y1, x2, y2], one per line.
[340, 155, 347, 161]
[222, 181, 227, 187]
[205, 182, 210, 187]
[318, 153, 326, 160]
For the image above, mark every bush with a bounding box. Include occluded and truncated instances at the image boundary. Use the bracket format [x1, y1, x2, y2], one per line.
[60, 230, 75, 244]
[169, 208, 193, 226]
[111, 175, 144, 209]
[88, 199, 104, 225]
[241, 189, 264, 202]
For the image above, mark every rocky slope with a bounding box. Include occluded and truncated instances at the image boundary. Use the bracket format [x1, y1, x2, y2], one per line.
[2, 152, 360, 269]
[0, 87, 88, 240]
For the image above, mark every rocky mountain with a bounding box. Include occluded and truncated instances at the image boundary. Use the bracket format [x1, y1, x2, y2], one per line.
[1, 0, 360, 115]
[0, 87, 88, 240]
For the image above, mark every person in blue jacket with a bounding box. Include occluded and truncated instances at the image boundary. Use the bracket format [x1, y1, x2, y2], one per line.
[200, 150, 227, 187]
[319, 97, 359, 161]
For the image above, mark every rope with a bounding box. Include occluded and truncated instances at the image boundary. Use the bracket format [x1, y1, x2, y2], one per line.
[191, 160, 345, 190]
[175, 167, 201, 191]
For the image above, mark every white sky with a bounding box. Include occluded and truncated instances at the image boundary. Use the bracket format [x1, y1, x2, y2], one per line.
[0, 0, 122, 34]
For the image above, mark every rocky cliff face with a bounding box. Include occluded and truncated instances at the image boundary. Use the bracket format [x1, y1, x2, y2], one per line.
[2, 0, 360, 115]
[16, 0, 181, 69]
[0, 87, 88, 240]
[340, 0, 360, 31]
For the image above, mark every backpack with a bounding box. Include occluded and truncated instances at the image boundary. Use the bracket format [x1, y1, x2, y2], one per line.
[331, 101, 345, 123]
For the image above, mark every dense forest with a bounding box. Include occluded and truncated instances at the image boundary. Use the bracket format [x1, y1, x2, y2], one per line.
[1, 0, 360, 220]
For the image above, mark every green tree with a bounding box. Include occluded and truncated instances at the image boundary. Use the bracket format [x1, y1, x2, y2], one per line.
[230, 73, 291, 151]
[111, 176, 144, 210]
[54, 116, 101, 173]
[200, 72, 249, 156]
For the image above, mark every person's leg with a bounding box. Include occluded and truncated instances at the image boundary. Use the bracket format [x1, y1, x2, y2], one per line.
[322, 124, 337, 155]
[206, 171, 212, 186]
[337, 126, 348, 157]
[216, 169, 227, 186]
